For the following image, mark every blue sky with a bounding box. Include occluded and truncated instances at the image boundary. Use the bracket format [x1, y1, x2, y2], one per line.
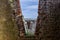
[20, 0, 38, 19]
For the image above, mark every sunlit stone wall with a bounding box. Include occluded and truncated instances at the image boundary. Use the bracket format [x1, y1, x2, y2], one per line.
[0, 0, 18, 40]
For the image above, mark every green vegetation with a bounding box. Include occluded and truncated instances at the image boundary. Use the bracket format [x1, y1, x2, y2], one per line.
[25, 29, 34, 36]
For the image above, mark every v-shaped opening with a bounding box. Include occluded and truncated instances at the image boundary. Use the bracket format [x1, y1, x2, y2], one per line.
[20, 0, 38, 36]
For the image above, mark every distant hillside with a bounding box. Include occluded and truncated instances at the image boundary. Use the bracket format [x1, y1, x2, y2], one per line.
[24, 18, 37, 20]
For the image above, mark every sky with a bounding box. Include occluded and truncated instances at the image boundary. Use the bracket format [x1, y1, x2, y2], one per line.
[20, 0, 38, 19]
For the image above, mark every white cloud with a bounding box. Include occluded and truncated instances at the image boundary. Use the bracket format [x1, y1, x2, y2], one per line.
[20, 0, 38, 2]
[22, 9, 38, 18]
[26, 5, 38, 9]
[20, 0, 38, 18]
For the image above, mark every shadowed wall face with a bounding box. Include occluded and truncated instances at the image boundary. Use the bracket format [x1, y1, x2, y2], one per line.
[35, 0, 60, 40]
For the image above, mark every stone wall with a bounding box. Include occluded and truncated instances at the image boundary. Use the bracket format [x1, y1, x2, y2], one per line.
[35, 0, 60, 40]
[0, 0, 18, 40]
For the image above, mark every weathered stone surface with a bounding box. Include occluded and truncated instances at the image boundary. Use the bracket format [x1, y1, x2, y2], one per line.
[0, 0, 18, 40]
[35, 0, 60, 40]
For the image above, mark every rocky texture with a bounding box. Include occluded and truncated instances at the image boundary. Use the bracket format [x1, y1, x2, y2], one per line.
[17, 0, 60, 40]
[35, 0, 60, 40]
[0, 0, 18, 40]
